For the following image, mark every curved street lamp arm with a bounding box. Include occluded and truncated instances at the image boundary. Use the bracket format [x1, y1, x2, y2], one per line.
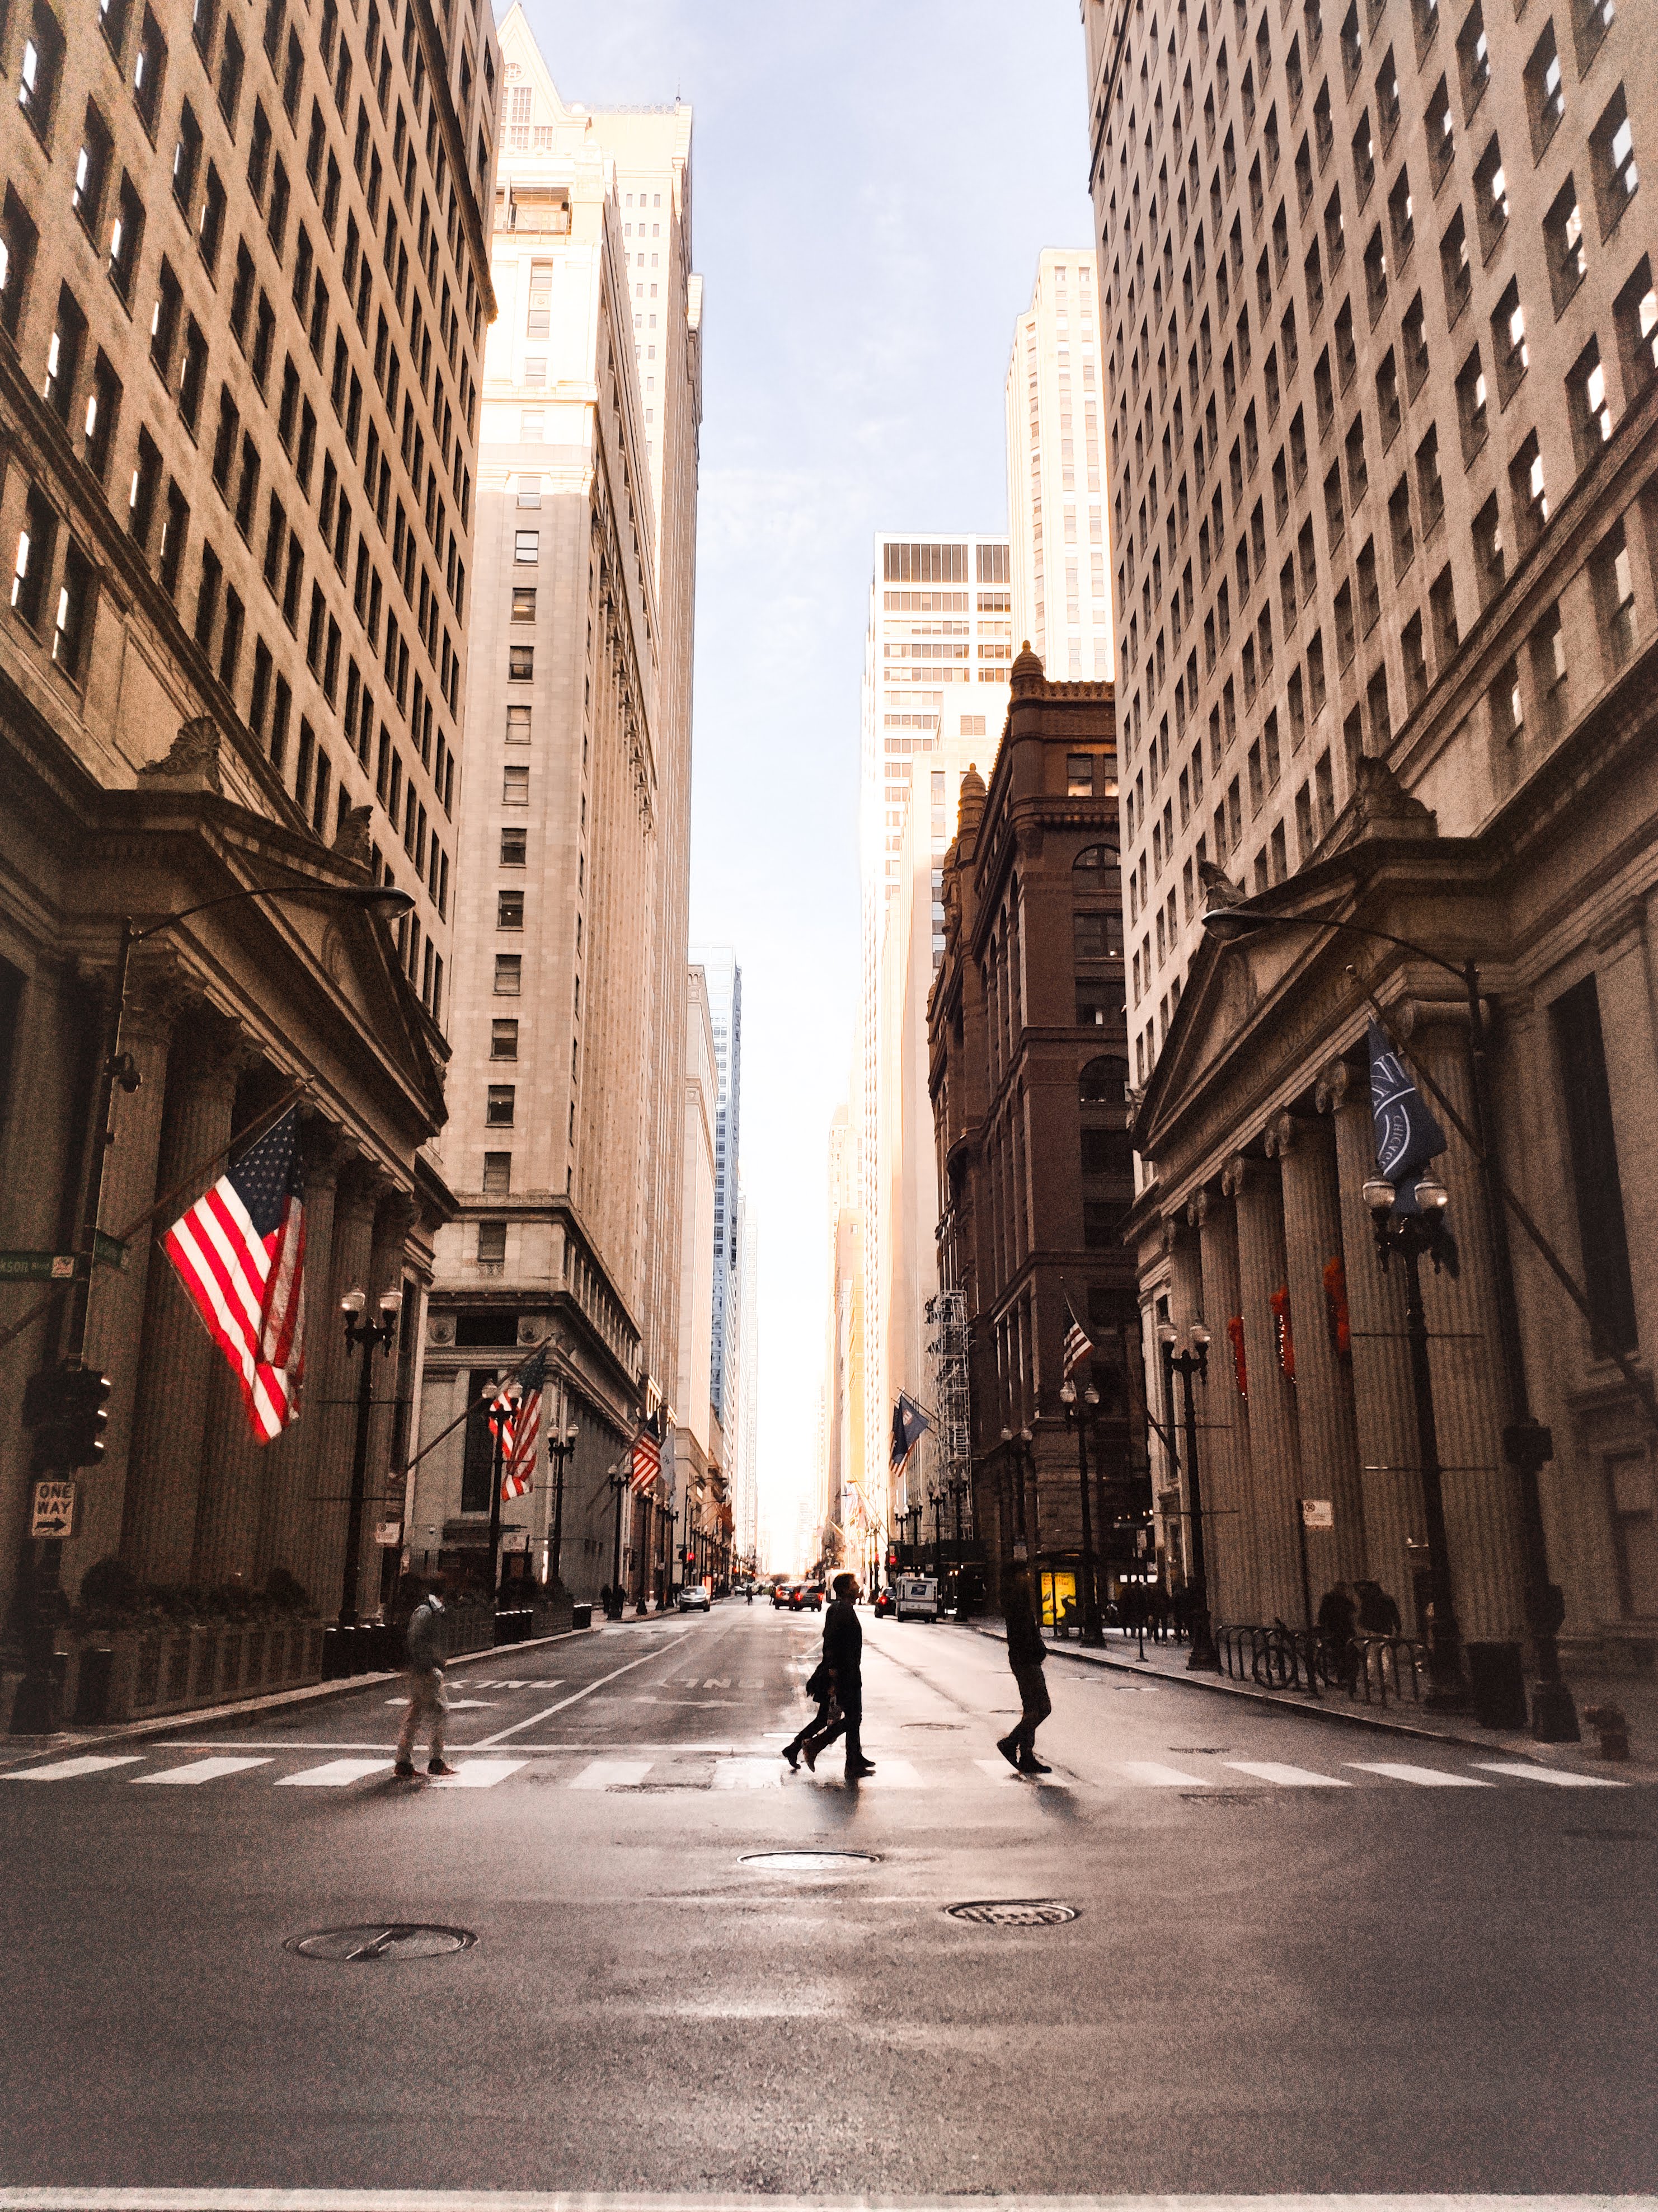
[1206, 899, 1469, 987]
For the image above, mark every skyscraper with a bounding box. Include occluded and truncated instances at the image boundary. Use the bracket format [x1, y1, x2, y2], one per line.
[0, 0, 499, 1641]
[858, 536, 1012, 1549]
[414, 12, 701, 1601]
[734, 1190, 759, 1567]
[1006, 250, 1114, 679]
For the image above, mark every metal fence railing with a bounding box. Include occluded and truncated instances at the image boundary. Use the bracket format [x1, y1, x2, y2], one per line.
[1214, 1620, 1427, 1704]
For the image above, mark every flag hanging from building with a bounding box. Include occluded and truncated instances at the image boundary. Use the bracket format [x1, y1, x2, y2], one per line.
[498, 1347, 546, 1500]
[1061, 1291, 1094, 1380]
[631, 1412, 661, 1493]
[1367, 1019, 1447, 1212]
[162, 1105, 306, 1444]
[890, 1392, 930, 1474]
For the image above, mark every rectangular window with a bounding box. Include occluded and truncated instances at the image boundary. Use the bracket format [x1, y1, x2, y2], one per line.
[11, 485, 56, 629]
[486, 1084, 515, 1126]
[133, 9, 166, 134]
[497, 889, 524, 929]
[0, 187, 40, 340]
[19, 0, 67, 143]
[128, 427, 162, 547]
[83, 349, 121, 484]
[72, 101, 114, 237]
[508, 643, 533, 681]
[502, 763, 529, 805]
[43, 284, 86, 424]
[514, 529, 539, 563]
[482, 1150, 512, 1193]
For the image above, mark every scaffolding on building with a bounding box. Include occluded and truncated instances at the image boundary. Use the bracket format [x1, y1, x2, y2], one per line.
[924, 1289, 973, 1539]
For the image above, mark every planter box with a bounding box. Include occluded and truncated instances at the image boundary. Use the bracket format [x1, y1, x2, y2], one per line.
[62, 1618, 327, 1726]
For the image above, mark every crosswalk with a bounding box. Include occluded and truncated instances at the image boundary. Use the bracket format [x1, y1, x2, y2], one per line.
[0, 1747, 1640, 1795]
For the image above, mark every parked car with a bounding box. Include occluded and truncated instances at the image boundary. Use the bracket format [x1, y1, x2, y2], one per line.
[676, 1585, 711, 1612]
[791, 1583, 823, 1613]
[872, 1587, 896, 1618]
[771, 1582, 792, 1609]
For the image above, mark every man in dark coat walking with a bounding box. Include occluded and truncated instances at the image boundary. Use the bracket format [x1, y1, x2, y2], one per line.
[806, 1572, 876, 1779]
[997, 1565, 1052, 1774]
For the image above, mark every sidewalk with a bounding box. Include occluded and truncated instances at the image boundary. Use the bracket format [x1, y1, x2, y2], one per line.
[955, 1616, 1658, 1779]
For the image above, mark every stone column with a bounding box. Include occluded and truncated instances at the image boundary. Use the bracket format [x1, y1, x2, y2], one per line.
[1192, 1184, 1256, 1623]
[1408, 1011, 1527, 1644]
[254, 1124, 343, 1597]
[1225, 1151, 1305, 1625]
[121, 1014, 244, 1587]
[1270, 1108, 1367, 1588]
[77, 974, 179, 1585]
[301, 1163, 379, 1619]
[1330, 1070, 1424, 1625]
[1591, 898, 1658, 1359]
[1164, 1214, 1204, 1602]
[356, 1188, 415, 1618]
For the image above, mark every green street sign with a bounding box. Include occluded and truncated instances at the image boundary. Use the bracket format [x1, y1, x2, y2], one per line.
[93, 1231, 128, 1271]
[0, 1252, 86, 1282]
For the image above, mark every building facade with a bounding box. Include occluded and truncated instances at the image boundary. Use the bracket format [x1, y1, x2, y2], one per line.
[412, 14, 701, 1605]
[929, 653, 1142, 1620]
[858, 534, 1013, 1558]
[0, 0, 500, 1671]
[1006, 250, 1115, 680]
[671, 960, 718, 1597]
[732, 1188, 759, 1572]
[690, 942, 740, 1432]
[1088, 0, 1658, 1695]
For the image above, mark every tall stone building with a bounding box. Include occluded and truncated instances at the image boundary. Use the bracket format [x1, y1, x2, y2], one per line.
[690, 943, 740, 1432]
[928, 652, 1141, 1617]
[1086, 0, 1658, 1705]
[672, 962, 717, 1599]
[0, 0, 499, 1659]
[412, 12, 701, 1603]
[1006, 250, 1115, 679]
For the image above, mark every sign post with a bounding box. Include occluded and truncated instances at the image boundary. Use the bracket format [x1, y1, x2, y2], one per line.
[1298, 1498, 1333, 1634]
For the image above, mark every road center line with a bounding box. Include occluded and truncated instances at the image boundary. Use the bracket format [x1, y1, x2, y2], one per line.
[468, 1637, 692, 1746]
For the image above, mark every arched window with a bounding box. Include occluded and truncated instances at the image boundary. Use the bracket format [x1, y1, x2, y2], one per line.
[1073, 842, 1120, 873]
[1080, 1055, 1131, 1104]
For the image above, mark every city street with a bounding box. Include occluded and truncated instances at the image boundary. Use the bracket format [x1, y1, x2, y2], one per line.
[0, 1605, 1654, 2196]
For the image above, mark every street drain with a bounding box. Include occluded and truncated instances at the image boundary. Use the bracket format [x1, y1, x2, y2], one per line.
[740, 1850, 880, 1871]
[946, 1899, 1079, 1927]
[284, 1923, 476, 1963]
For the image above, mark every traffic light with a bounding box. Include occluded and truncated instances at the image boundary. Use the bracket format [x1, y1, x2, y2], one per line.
[24, 1365, 112, 1472]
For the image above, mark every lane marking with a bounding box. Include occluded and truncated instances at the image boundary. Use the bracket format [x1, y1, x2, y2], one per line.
[713, 1756, 782, 1790]
[133, 1758, 272, 1786]
[1117, 1759, 1208, 1788]
[1473, 1761, 1629, 1788]
[1348, 1761, 1495, 1788]
[973, 1756, 1059, 1787]
[1224, 1760, 1351, 1787]
[470, 1638, 690, 1747]
[4, 1756, 144, 1782]
[428, 1759, 526, 1789]
[569, 1759, 653, 1790]
[275, 1759, 393, 1788]
[383, 1698, 499, 1710]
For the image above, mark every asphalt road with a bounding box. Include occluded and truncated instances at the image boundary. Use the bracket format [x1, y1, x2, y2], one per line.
[0, 1601, 1653, 2197]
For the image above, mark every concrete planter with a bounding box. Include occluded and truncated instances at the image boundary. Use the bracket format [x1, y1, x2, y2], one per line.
[65, 1617, 327, 1724]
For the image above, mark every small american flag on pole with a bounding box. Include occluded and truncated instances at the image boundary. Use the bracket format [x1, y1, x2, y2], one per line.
[631, 1413, 661, 1493]
[162, 1107, 306, 1443]
[1061, 1291, 1094, 1381]
[499, 1348, 546, 1499]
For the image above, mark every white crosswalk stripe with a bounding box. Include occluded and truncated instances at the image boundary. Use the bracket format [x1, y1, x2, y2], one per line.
[134, 1758, 272, 1785]
[1473, 1761, 1628, 1787]
[973, 1757, 1061, 1787]
[1225, 1761, 1352, 1787]
[1348, 1761, 1495, 1787]
[275, 1759, 392, 1787]
[569, 1760, 654, 1790]
[713, 1756, 781, 1789]
[429, 1759, 526, 1789]
[5, 1755, 144, 1781]
[1116, 1759, 1209, 1788]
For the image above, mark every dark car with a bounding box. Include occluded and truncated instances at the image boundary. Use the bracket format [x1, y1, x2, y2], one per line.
[795, 1583, 824, 1613]
[771, 1582, 792, 1609]
[872, 1587, 896, 1618]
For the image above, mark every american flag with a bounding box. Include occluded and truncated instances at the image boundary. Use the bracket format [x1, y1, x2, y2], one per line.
[499, 1348, 546, 1499]
[1062, 1291, 1094, 1381]
[163, 1106, 306, 1444]
[630, 1413, 661, 1493]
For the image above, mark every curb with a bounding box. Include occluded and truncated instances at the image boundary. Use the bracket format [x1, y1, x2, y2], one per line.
[0, 1623, 599, 1761]
[954, 1619, 1649, 1771]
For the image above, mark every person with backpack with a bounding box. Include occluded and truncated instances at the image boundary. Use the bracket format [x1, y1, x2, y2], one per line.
[393, 1573, 457, 1781]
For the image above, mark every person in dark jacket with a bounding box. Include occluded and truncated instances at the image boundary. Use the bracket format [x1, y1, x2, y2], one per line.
[801, 1573, 875, 1778]
[781, 1655, 839, 1770]
[997, 1566, 1052, 1774]
[1316, 1580, 1359, 1686]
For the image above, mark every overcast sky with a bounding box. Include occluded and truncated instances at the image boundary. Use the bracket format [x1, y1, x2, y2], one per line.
[522, 0, 1096, 1564]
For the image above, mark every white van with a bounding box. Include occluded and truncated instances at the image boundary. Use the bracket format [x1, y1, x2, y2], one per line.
[895, 1574, 941, 1621]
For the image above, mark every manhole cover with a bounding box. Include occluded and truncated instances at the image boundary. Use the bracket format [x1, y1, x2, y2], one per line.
[1185, 1791, 1254, 1803]
[740, 1850, 880, 1870]
[284, 1923, 477, 1962]
[946, 1899, 1079, 1927]
[903, 1721, 964, 1731]
[1169, 1746, 1233, 1754]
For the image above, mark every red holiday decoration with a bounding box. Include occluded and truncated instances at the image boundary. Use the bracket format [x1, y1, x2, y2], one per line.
[1323, 1254, 1352, 1361]
[1270, 1286, 1296, 1384]
[1226, 1314, 1248, 1402]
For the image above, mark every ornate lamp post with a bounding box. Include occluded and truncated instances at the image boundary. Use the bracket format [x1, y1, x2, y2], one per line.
[544, 1420, 579, 1592]
[1058, 1379, 1105, 1644]
[1361, 1170, 1471, 1710]
[1156, 1319, 1219, 1671]
[339, 1287, 403, 1633]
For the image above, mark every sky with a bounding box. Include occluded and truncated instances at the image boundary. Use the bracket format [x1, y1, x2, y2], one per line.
[523, 0, 1097, 1567]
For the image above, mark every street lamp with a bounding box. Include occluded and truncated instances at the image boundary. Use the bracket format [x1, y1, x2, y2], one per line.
[544, 1421, 579, 1593]
[339, 1286, 403, 1644]
[1361, 1171, 1470, 1710]
[1058, 1379, 1105, 1645]
[1203, 893, 1579, 1738]
[1156, 1318, 1220, 1672]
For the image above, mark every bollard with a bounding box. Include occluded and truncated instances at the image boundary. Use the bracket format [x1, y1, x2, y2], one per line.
[1582, 1703, 1631, 1760]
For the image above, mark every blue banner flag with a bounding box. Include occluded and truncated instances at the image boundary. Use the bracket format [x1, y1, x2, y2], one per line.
[1367, 1020, 1447, 1213]
[890, 1393, 931, 1473]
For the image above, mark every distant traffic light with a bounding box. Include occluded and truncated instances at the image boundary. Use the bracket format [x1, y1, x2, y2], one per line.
[24, 1365, 112, 1472]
